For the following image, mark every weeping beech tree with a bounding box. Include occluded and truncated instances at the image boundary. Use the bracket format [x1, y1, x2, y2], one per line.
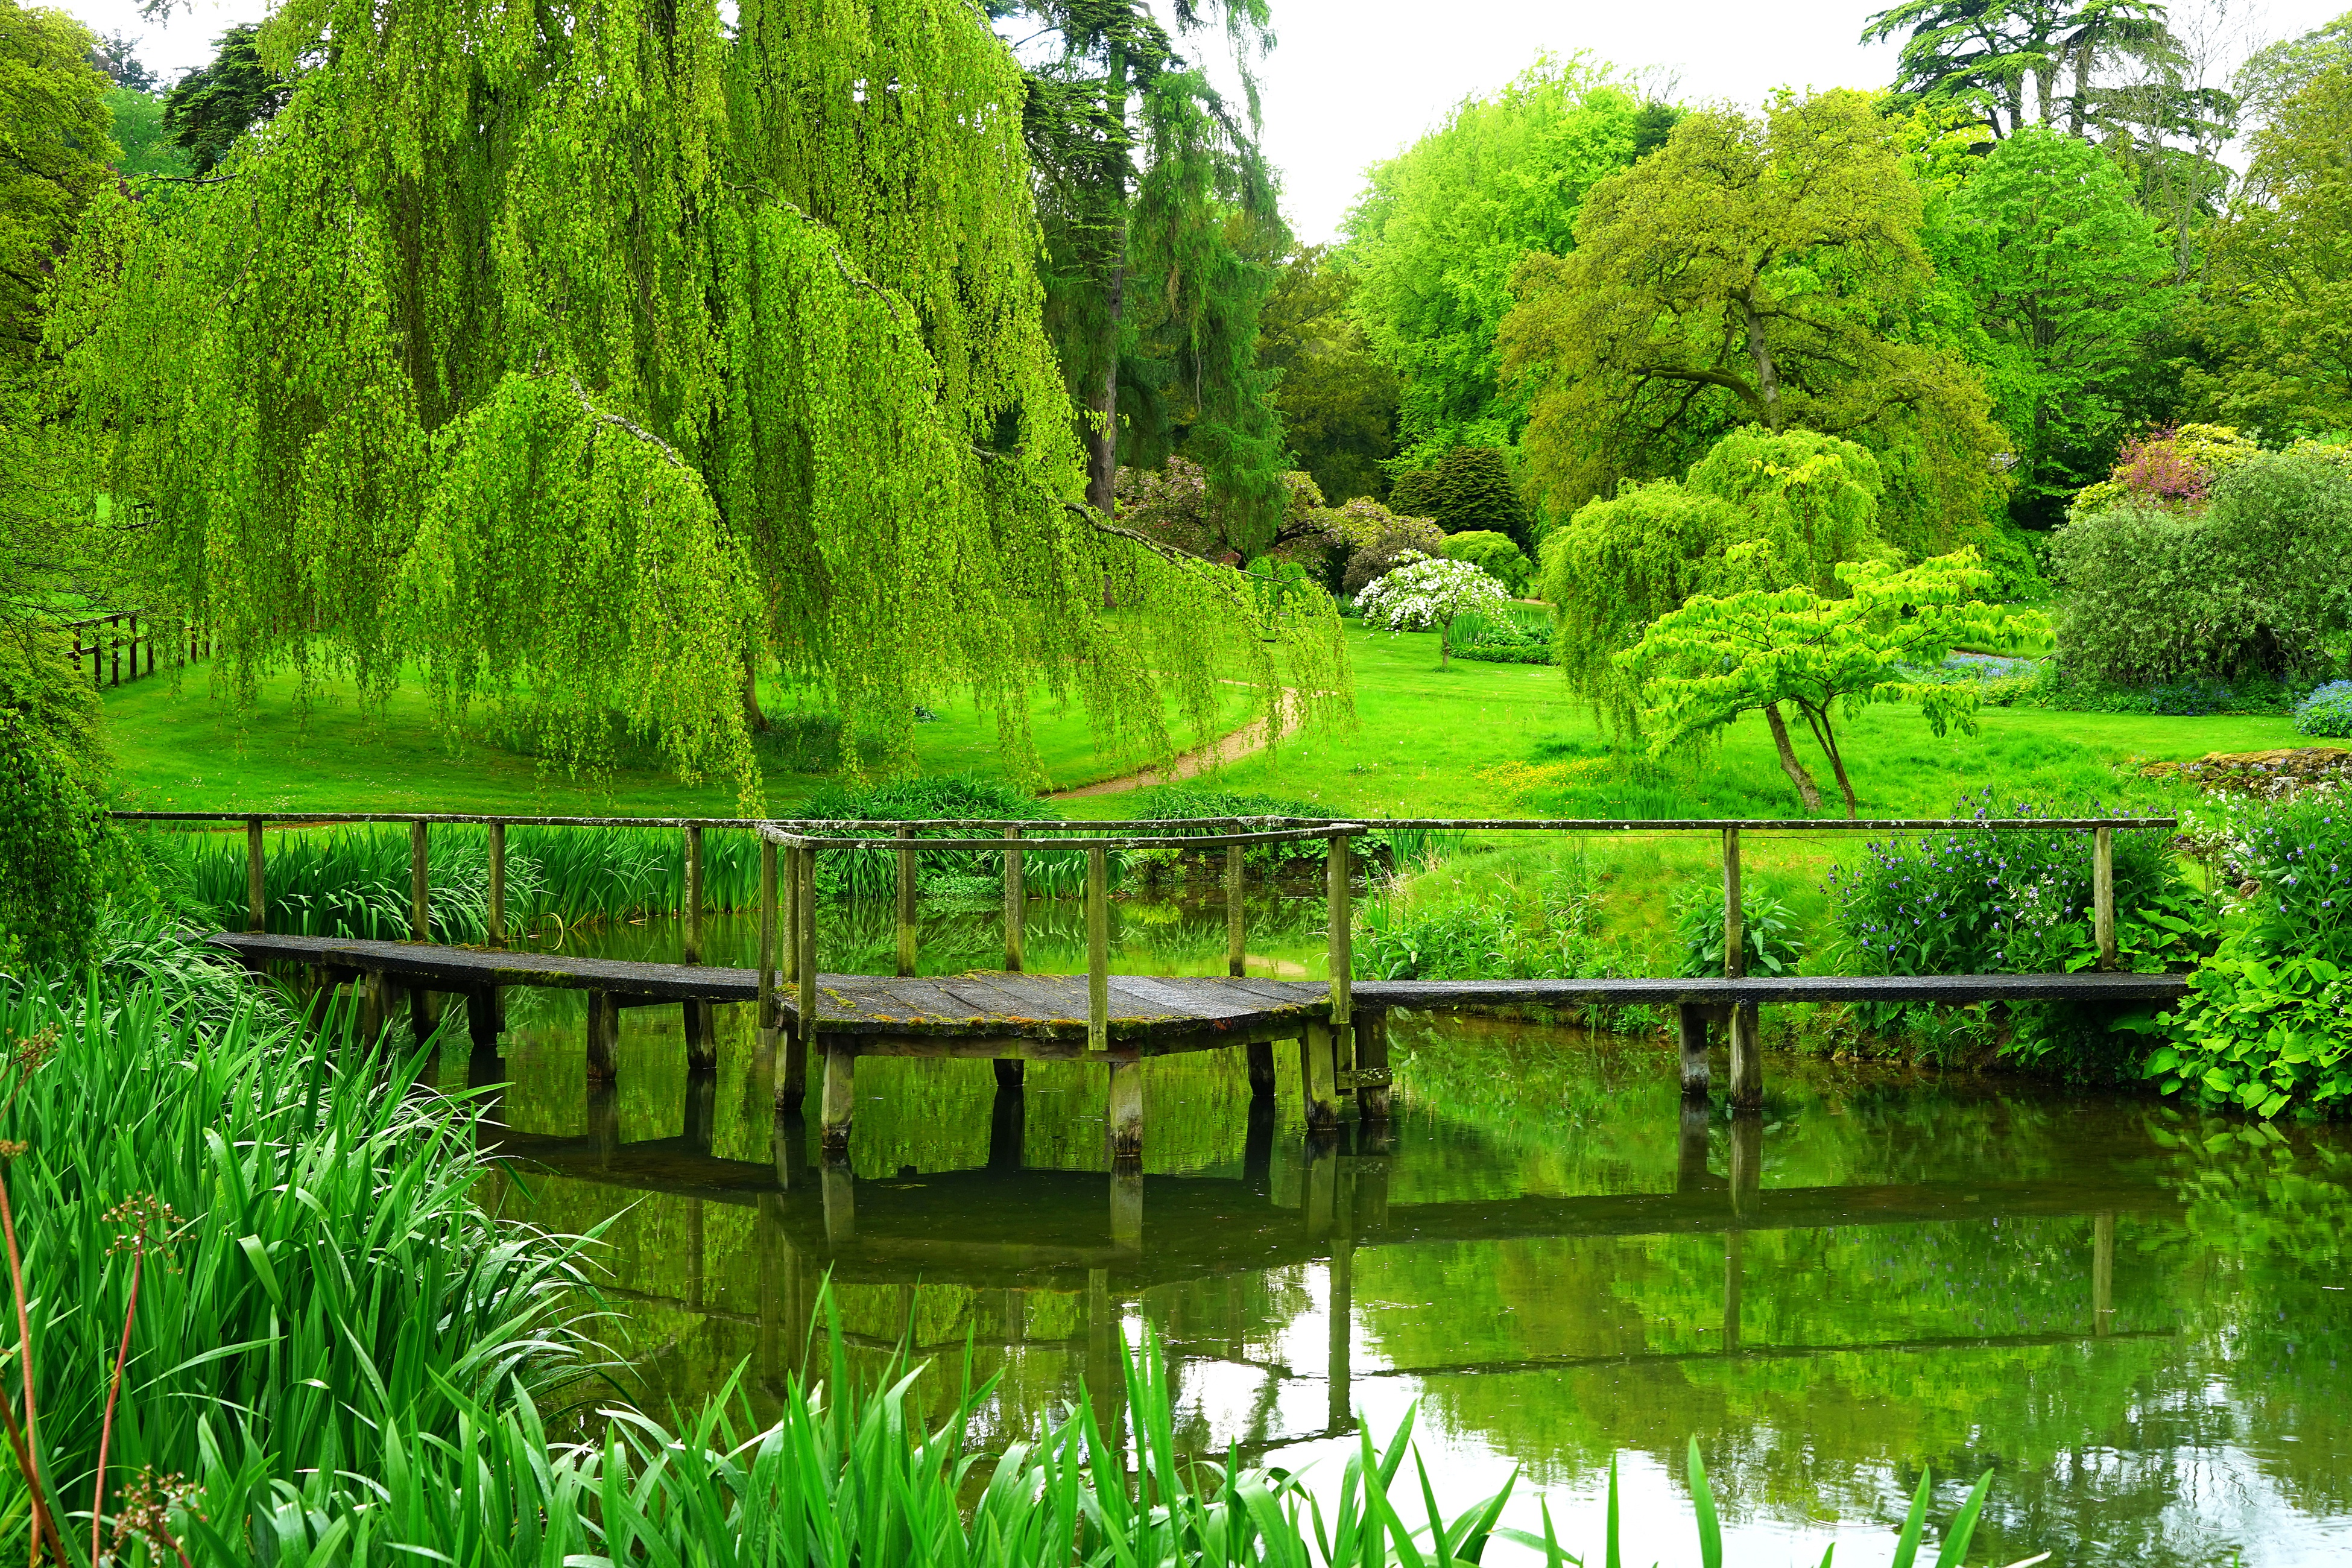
[47, 0, 1345, 795]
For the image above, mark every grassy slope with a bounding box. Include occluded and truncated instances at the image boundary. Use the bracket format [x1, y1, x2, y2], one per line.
[98, 665, 1259, 815]
[1211, 625, 2294, 967]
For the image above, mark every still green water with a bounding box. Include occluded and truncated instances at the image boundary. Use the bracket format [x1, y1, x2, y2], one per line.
[448, 897, 2352, 1567]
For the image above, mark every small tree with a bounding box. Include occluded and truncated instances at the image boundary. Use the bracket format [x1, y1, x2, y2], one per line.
[1355, 552, 1511, 669]
[1618, 552, 2020, 815]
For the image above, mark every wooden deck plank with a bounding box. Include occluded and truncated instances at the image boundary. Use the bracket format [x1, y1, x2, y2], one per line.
[206, 935, 2184, 1044]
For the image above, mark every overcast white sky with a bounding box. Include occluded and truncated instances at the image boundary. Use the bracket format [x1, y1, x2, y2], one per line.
[64, 0, 2350, 242]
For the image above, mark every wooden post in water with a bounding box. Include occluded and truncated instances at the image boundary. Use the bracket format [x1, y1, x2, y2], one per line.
[1353, 1008, 1391, 1122]
[2093, 1210, 2115, 1336]
[2093, 825, 2117, 971]
[1002, 826, 1025, 972]
[585, 991, 620, 1084]
[1226, 844, 1246, 976]
[1723, 826, 1762, 1108]
[1301, 1022, 1339, 1134]
[246, 817, 265, 934]
[1086, 843, 1110, 1053]
[409, 821, 430, 940]
[896, 824, 917, 976]
[487, 821, 507, 948]
[1107, 1057, 1143, 1166]
[820, 1044, 855, 1157]
[1677, 1003, 1711, 1098]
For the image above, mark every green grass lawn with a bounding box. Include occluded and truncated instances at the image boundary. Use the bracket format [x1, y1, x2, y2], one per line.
[98, 665, 1259, 817]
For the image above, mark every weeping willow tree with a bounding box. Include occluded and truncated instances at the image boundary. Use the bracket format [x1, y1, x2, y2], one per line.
[46, 0, 1345, 796]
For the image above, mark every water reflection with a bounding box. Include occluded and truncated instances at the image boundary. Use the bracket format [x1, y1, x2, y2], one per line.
[449, 906, 2352, 1568]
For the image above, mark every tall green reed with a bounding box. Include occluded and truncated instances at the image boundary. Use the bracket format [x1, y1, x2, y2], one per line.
[0, 959, 595, 1561]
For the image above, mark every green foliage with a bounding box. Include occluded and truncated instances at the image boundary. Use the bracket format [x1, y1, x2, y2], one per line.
[1438, 530, 1532, 595]
[1673, 885, 1807, 978]
[102, 86, 191, 179]
[795, 772, 1090, 897]
[159, 25, 287, 175]
[1541, 479, 1743, 728]
[2050, 448, 2352, 684]
[1502, 90, 2009, 559]
[52, 0, 1344, 798]
[1683, 426, 1890, 592]
[1388, 445, 1535, 549]
[1356, 859, 1622, 982]
[1256, 245, 1397, 504]
[0, 718, 100, 975]
[1860, 0, 2178, 140]
[2144, 946, 2352, 1116]
[1935, 127, 2177, 525]
[0, 941, 596, 1534]
[0, 0, 116, 371]
[1343, 54, 1653, 453]
[2191, 55, 2352, 439]
[0, 621, 101, 783]
[1622, 551, 2018, 815]
[2294, 680, 2352, 737]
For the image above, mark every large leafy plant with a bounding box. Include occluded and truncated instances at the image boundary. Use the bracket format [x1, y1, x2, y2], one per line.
[1353, 551, 1511, 669]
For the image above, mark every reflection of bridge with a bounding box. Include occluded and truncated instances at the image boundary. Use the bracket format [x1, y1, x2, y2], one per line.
[482, 1064, 2172, 1449]
[156, 808, 2185, 1163]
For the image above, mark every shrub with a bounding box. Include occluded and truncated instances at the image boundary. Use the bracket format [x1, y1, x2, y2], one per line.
[1356, 863, 1620, 982]
[1827, 792, 2207, 1072]
[1673, 885, 1806, 978]
[0, 718, 102, 975]
[1336, 503, 1446, 595]
[798, 771, 1083, 897]
[1388, 445, 1533, 548]
[2069, 422, 2263, 516]
[2050, 450, 2352, 685]
[2295, 680, 2352, 738]
[0, 621, 104, 785]
[1440, 529, 1533, 595]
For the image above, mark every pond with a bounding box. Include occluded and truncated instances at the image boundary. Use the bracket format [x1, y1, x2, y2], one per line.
[439, 898, 2352, 1568]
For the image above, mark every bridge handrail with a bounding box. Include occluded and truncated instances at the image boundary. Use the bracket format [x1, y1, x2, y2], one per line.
[129, 805, 2173, 1060]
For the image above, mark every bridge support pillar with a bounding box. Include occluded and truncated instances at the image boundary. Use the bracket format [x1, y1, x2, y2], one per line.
[993, 1057, 1025, 1090]
[1110, 1165, 1142, 1251]
[1106, 1058, 1144, 1165]
[1728, 1002, 1762, 1108]
[361, 970, 408, 1045]
[1301, 1025, 1339, 1135]
[1352, 1010, 1391, 1123]
[773, 1023, 808, 1110]
[1245, 1041, 1277, 1100]
[464, 985, 502, 1054]
[585, 1083, 619, 1166]
[585, 991, 621, 1084]
[683, 1001, 716, 1072]
[1677, 1098, 1712, 1192]
[989, 1081, 1026, 1171]
[820, 1042, 855, 1156]
[1676, 1004, 1712, 1098]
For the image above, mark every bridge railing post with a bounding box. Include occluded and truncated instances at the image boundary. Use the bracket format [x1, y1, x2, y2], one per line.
[2093, 824, 2116, 970]
[1326, 827, 1353, 1028]
[487, 821, 507, 947]
[409, 821, 430, 940]
[246, 817, 265, 935]
[1722, 824, 1760, 1108]
[684, 824, 704, 965]
[1086, 842, 1110, 1052]
[758, 837, 778, 1037]
[1003, 826, 1024, 972]
[1227, 842, 1245, 977]
[896, 824, 917, 976]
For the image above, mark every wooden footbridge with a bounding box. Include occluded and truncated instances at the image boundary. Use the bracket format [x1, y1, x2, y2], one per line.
[127, 809, 2187, 1160]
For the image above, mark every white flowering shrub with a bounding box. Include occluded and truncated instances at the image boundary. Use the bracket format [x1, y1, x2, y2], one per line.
[1352, 552, 1510, 668]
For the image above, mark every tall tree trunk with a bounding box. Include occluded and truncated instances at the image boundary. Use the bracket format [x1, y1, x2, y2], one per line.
[1795, 700, 1859, 819]
[1737, 291, 1781, 429]
[1762, 702, 1823, 813]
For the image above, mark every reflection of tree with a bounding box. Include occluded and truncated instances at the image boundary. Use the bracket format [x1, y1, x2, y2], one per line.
[467, 997, 2352, 1567]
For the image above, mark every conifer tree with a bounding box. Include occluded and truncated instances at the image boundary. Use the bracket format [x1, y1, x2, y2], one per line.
[48, 0, 1345, 795]
[1001, 1, 1291, 552]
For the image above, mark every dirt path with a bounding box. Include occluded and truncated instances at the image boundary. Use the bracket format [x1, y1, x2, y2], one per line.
[1051, 688, 1301, 799]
